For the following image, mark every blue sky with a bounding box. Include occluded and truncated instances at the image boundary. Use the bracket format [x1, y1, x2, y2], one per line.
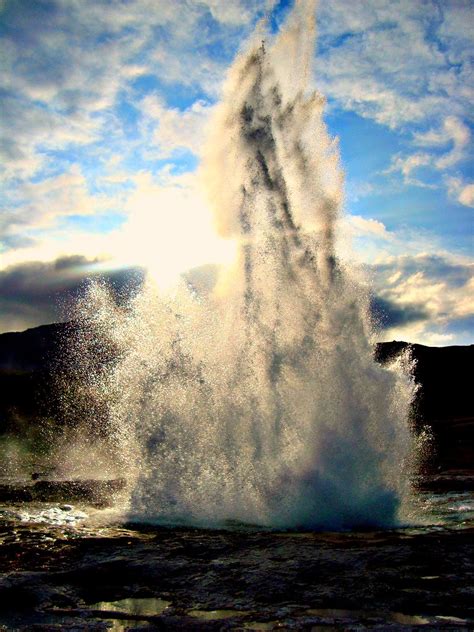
[0, 0, 473, 345]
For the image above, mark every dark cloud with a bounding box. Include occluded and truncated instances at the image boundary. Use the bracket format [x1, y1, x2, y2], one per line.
[0, 256, 223, 334]
[0, 233, 37, 250]
[370, 295, 428, 329]
[53, 255, 97, 271]
[374, 254, 472, 289]
[367, 253, 474, 343]
[0, 256, 144, 333]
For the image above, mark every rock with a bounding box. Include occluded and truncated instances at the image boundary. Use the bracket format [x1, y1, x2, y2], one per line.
[0, 479, 126, 507]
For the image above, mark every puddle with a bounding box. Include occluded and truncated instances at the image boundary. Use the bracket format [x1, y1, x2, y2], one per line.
[1, 610, 154, 632]
[40, 599, 172, 631]
[188, 608, 247, 620]
[88, 597, 171, 617]
[306, 608, 431, 625]
[104, 620, 154, 631]
[244, 622, 281, 630]
[435, 615, 468, 624]
[391, 612, 431, 625]
[16, 505, 88, 526]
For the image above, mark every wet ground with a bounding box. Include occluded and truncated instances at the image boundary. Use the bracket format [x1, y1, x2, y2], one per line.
[0, 479, 473, 631]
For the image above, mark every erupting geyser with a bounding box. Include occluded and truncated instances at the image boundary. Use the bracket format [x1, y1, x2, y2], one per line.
[75, 0, 416, 529]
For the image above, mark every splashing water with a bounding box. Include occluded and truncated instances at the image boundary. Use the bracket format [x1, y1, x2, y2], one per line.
[73, 0, 415, 529]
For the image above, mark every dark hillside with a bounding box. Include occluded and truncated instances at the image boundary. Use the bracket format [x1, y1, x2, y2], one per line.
[375, 341, 473, 469]
[0, 322, 67, 372]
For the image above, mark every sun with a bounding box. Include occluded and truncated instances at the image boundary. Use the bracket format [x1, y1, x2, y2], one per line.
[115, 174, 237, 289]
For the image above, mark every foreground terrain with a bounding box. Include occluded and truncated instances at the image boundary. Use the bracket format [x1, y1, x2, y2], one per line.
[1, 479, 473, 631]
[1, 325, 473, 630]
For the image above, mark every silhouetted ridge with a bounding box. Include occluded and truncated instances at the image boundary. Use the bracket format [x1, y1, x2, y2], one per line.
[0, 322, 68, 372]
[375, 341, 474, 469]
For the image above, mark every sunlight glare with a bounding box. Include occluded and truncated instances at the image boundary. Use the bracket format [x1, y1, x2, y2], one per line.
[117, 176, 237, 289]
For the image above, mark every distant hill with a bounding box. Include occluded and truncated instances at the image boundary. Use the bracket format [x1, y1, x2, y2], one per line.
[0, 322, 472, 470]
[375, 341, 473, 469]
[0, 322, 70, 373]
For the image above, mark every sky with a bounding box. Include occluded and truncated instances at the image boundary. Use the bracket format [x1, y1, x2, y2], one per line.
[0, 0, 473, 345]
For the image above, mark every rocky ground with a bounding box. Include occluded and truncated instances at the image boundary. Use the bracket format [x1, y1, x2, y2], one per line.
[0, 511, 473, 631]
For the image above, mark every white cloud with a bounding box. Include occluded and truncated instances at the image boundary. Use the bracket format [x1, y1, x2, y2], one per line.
[336, 213, 395, 264]
[345, 214, 393, 240]
[384, 152, 434, 187]
[458, 184, 474, 207]
[437, 2, 473, 65]
[114, 170, 236, 288]
[0, 166, 120, 258]
[315, 1, 473, 215]
[370, 253, 474, 345]
[0, 96, 98, 180]
[0, 0, 270, 187]
[0, 0, 273, 274]
[149, 46, 225, 98]
[141, 97, 213, 157]
[316, 1, 473, 130]
[445, 176, 474, 208]
[384, 115, 471, 192]
[414, 116, 470, 169]
[340, 209, 466, 271]
[201, 0, 277, 26]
